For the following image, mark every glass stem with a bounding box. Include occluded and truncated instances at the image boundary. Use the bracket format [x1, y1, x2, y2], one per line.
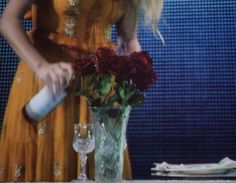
[80, 153, 87, 179]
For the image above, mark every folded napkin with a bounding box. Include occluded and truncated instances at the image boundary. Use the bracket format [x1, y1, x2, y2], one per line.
[151, 157, 236, 176]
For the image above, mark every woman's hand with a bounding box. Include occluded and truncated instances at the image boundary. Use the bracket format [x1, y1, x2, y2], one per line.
[35, 62, 74, 96]
[116, 36, 141, 55]
[115, 1, 141, 55]
[0, 0, 71, 94]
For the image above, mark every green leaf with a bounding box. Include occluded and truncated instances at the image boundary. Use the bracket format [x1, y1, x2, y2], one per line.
[94, 74, 112, 96]
[101, 83, 112, 95]
[107, 95, 119, 106]
[128, 93, 144, 107]
[123, 87, 136, 103]
[118, 87, 125, 99]
[75, 90, 86, 96]
[75, 90, 94, 104]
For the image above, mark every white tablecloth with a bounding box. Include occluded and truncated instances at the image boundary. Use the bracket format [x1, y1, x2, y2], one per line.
[123, 181, 236, 183]
[11, 180, 235, 183]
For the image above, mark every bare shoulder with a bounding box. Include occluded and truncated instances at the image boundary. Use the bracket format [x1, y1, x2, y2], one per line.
[1, 0, 34, 19]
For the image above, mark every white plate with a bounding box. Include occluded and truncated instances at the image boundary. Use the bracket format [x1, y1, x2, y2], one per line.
[152, 158, 236, 175]
[161, 167, 235, 175]
[151, 172, 236, 177]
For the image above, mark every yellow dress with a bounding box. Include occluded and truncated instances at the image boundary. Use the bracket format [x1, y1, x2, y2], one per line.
[0, 0, 132, 181]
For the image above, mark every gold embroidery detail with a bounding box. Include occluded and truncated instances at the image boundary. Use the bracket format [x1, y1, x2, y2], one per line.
[38, 123, 48, 135]
[53, 162, 62, 177]
[14, 165, 23, 178]
[65, 17, 77, 37]
[16, 71, 23, 84]
[64, 0, 81, 37]
[64, 0, 80, 15]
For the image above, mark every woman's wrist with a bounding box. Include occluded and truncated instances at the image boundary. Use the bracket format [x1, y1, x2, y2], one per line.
[30, 58, 49, 73]
[117, 36, 141, 55]
[126, 38, 141, 53]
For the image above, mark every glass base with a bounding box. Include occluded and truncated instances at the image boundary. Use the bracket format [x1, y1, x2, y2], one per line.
[78, 173, 88, 180]
[72, 179, 95, 183]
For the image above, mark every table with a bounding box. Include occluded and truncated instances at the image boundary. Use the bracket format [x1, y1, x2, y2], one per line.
[12, 180, 235, 183]
[122, 181, 236, 183]
[127, 181, 236, 183]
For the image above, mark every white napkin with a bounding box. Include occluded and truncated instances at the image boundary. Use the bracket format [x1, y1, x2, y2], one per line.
[151, 157, 236, 176]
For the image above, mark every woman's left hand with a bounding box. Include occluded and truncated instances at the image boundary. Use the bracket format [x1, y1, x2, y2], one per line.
[116, 36, 141, 55]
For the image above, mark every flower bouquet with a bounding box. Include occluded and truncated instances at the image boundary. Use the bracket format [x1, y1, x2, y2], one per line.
[22, 46, 157, 182]
[73, 47, 157, 108]
[74, 47, 157, 183]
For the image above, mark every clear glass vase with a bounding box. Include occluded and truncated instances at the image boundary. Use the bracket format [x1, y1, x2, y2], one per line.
[89, 106, 131, 183]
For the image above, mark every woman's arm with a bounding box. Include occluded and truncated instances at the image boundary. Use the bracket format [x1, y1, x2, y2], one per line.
[0, 0, 73, 95]
[116, 0, 141, 55]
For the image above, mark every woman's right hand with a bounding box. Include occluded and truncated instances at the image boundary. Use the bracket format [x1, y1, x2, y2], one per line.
[35, 62, 74, 96]
[0, 0, 75, 97]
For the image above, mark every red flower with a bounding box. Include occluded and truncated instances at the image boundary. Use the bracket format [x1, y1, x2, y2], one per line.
[130, 51, 157, 90]
[109, 55, 136, 78]
[73, 58, 96, 75]
[95, 47, 116, 74]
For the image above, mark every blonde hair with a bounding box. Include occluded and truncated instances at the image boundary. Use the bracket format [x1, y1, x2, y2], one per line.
[142, 0, 164, 27]
[117, 0, 164, 41]
[140, 0, 164, 42]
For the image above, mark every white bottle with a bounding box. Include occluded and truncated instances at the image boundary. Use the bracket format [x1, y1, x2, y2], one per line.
[23, 86, 67, 124]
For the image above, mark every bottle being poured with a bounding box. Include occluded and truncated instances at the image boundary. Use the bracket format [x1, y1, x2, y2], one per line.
[22, 0, 82, 124]
[22, 86, 68, 124]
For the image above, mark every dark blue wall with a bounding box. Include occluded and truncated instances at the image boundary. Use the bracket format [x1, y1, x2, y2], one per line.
[1, 0, 236, 179]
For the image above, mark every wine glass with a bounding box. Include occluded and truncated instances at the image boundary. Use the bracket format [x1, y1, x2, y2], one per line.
[73, 123, 95, 182]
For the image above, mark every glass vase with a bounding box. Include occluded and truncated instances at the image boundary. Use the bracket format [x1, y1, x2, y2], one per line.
[89, 106, 131, 183]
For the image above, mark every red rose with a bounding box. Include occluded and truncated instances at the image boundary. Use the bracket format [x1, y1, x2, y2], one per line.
[130, 51, 157, 90]
[109, 55, 136, 78]
[131, 51, 153, 68]
[95, 47, 116, 74]
[73, 58, 96, 75]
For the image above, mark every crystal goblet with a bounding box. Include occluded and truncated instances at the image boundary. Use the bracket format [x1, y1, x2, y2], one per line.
[73, 123, 95, 182]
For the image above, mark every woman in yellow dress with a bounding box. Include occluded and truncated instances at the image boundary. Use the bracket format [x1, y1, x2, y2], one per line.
[0, 0, 163, 181]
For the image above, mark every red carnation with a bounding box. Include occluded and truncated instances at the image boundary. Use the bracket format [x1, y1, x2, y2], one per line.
[73, 58, 96, 75]
[95, 47, 116, 74]
[130, 51, 157, 90]
[109, 55, 136, 78]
